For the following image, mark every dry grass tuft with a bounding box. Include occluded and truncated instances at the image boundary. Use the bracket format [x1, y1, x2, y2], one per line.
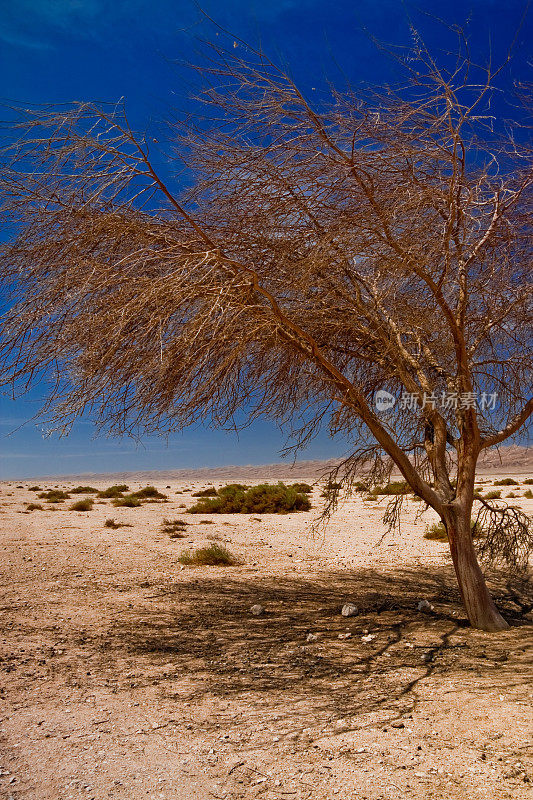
[178, 543, 238, 566]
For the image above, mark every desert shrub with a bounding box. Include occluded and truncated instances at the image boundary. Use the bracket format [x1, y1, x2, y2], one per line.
[353, 481, 369, 492]
[192, 487, 217, 497]
[424, 519, 484, 542]
[371, 481, 411, 496]
[104, 518, 131, 528]
[363, 494, 378, 501]
[112, 495, 142, 507]
[523, 478, 533, 485]
[178, 503, 186, 508]
[38, 489, 70, 502]
[483, 490, 501, 500]
[424, 522, 448, 541]
[71, 485, 98, 494]
[320, 481, 341, 497]
[97, 484, 129, 498]
[26, 503, 42, 511]
[188, 482, 311, 514]
[28, 486, 41, 491]
[493, 478, 519, 486]
[507, 492, 517, 498]
[524, 489, 533, 499]
[289, 482, 313, 494]
[161, 518, 188, 537]
[69, 498, 94, 511]
[130, 485, 167, 500]
[178, 543, 237, 566]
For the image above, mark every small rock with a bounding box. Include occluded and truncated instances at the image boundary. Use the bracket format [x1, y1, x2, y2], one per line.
[341, 603, 358, 617]
[250, 604, 264, 616]
[306, 633, 318, 642]
[361, 633, 376, 643]
[338, 632, 352, 640]
[417, 600, 434, 612]
[333, 719, 350, 733]
[390, 720, 405, 729]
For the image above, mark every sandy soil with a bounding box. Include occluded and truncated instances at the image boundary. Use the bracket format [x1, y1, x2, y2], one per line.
[0, 474, 532, 800]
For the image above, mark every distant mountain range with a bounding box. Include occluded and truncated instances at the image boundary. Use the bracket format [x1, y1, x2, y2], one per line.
[25, 444, 532, 483]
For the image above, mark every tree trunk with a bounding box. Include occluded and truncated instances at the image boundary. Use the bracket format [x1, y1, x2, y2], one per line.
[443, 507, 509, 632]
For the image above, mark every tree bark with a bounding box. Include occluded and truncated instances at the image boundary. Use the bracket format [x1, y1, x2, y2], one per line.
[443, 506, 509, 632]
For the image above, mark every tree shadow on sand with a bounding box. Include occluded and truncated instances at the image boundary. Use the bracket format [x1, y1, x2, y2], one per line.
[100, 565, 532, 731]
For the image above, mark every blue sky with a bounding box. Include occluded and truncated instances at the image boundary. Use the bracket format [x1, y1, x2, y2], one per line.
[0, 0, 530, 478]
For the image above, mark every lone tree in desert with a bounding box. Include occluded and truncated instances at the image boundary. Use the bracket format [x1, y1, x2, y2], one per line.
[1, 34, 532, 631]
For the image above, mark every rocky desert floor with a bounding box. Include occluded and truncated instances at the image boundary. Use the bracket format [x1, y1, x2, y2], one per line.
[0, 473, 532, 800]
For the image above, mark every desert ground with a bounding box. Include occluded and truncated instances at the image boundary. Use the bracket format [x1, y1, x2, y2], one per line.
[0, 460, 532, 800]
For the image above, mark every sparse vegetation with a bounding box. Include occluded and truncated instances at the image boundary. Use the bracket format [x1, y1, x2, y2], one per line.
[188, 482, 311, 514]
[161, 518, 188, 538]
[104, 518, 132, 529]
[424, 520, 484, 542]
[192, 487, 217, 497]
[523, 479, 533, 485]
[493, 478, 519, 486]
[69, 498, 94, 511]
[483, 490, 502, 500]
[26, 503, 42, 511]
[320, 481, 341, 498]
[371, 481, 411, 496]
[524, 489, 533, 499]
[71, 485, 98, 494]
[97, 484, 129, 498]
[178, 543, 237, 566]
[507, 492, 517, 498]
[38, 489, 70, 503]
[28, 486, 41, 491]
[112, 495, 142, 507]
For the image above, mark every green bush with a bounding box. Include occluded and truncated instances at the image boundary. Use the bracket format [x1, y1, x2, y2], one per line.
[97, 484, 129, 498]
[522, 479, 533, 485]
[112, 495, 142, 507]
[192, 487, 218, 497]
[130, 485, 167, 500]
[71, 485, 98, 494]
[289, 482, 313, 494]
[371, 481, 411, 496]
[26, 502, 42, 511]
[28, 486, 42, 492]
[493, 478, 519, 486]
[188, 482, 311, 514]
[70, 499, 94, 511]
[38, 489, 70, 503]
[178, 543, 237, 566]
[483, 490, 501, 500]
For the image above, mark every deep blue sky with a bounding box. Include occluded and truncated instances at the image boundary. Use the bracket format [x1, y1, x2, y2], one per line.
[0, 0, 530, 478]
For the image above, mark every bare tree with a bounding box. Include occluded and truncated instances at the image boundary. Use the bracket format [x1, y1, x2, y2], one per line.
[1, 34, 532, 630]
